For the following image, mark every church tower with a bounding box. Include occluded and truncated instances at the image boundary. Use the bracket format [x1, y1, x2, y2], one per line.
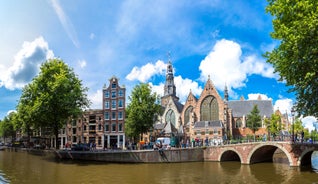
[161, 59, 179, 107]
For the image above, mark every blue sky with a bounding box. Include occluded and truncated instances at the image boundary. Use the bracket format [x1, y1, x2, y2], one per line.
[0, 0, 316, 129]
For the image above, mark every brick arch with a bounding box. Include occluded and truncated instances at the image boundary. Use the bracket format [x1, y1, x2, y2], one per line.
[299, 148, 316, 166]
[218, 148, 243, 162]
[246, 143, 293, 165]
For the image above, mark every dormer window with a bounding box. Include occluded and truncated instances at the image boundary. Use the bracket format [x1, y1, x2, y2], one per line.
[112, 83, 117, 88]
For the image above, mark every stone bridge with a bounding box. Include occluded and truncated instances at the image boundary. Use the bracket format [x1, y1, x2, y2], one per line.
[204, 141, 318, 167]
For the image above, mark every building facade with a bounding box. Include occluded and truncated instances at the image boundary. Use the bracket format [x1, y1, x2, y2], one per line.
[154, 60, 275, 146]
[62, 76, 126, 149]
[102, 76, 126, 149]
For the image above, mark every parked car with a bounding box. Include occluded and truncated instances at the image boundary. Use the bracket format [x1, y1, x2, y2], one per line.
[71, 143, 90, 151]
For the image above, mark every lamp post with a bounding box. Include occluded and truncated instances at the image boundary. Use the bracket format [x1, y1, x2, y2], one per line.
[291, 107, 295, 143]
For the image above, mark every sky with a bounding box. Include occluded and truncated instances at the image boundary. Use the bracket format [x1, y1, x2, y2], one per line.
[0, 0, 317, 130]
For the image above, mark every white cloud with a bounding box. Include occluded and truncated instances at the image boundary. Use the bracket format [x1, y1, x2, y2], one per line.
[174, 76, 202, 103]
[88, 90, 102, 110]
[301, 116, 317, 132]
[78, 59, 87, 68]
[149, 82, 164, 97]
[0, 37, 54, 90]
[126, 60, 166, 82]
[50, 0, 79, 48]
[199, 39, 277, 95]
[273, 98, 293, 115]
[247, 93, 272, 101]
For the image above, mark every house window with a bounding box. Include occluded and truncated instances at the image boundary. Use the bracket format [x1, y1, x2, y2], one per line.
[196, 130, 201, 135]
[118, 111, 123, 120]
[72, 119, 76, 126]
[105, 123, 109, 132]
[111, 91, 116, 98]
[112, 100, 116, 109]
[105, 91, 109, 98]
[112, 112, 116, 120]
[112, 83, 116, 88]
[118, 123, 123, 132]
[104, 112, 109, 120]
[105, 101, 110, 109]
[118, 99, 123, 108]
[111, 123, 116, 132]
[73, 136, 77, 143]
[98, 124, 102, 131]
[118, 90, 123, 97]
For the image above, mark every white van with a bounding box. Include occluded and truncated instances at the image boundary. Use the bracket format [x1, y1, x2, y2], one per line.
[154, 137, 171, 150]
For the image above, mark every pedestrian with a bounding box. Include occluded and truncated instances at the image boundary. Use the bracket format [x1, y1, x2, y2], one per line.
[205, 137, 209, 147]
[263, 134, 267, 142]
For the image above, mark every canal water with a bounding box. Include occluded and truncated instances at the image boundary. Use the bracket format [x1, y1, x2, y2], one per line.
[0, 151, 317, 184]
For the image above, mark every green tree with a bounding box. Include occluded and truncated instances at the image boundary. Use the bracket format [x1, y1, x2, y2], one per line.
[265, 0, 318, 116]
[265, 113, 282, 140]
[0, 112, 17, 142]
[17, 59, 90, 148]
[125, 83, 161, 142]
[246, 105, 262, 141]
[16, 83, 37, 140]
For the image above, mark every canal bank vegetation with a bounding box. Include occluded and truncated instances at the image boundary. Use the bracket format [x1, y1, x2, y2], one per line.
[0, 59, 90, 149]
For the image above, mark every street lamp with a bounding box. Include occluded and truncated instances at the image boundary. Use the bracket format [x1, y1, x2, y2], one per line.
[291, 107, 295, 142]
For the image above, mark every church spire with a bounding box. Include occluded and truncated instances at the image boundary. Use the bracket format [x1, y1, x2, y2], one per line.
[224, 83, 229, 101]
[161, 54, 179, 107]
[164, 56, 176, 97]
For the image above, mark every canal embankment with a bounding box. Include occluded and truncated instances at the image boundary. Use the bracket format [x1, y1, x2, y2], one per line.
[5, 147, 204, 163]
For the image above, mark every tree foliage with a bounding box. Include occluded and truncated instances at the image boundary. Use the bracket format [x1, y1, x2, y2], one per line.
[125, 83, 161, 141]
[246, 105, 262, 133]
[0, 112, 18, 141]
[265, 0, 318, 116]
[265, 113, 282, 135]
[16, 59, 90, 148]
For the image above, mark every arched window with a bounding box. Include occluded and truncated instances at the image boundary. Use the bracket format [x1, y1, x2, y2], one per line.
[236, 118, 242, 128]
[184, 106, 193, 124]
[165, 109, 176, 126]
[200, 96, 219, 121]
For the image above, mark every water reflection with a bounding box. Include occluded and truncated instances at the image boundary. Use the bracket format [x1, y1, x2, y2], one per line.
[0, 151, 317, 184]
[0, 171, 9, 184]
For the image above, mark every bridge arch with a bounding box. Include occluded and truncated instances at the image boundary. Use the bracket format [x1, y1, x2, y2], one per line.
[246, 143, 293, 165]
[299, 148, 316, 166]
[218, 148, 242, 162]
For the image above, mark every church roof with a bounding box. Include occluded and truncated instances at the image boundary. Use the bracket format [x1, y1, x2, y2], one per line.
[154, 123, 165, 130]
[228, 100, 273, 118]
[173, 100, 184, 113]
[193, 120, 223, 129]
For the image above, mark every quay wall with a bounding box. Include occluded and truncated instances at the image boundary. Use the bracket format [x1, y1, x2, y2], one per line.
[55, 148, 204, 163]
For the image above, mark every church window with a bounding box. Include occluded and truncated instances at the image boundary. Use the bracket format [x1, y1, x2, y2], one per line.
[200, 96, 219, 121]
[236, 118, 242, 128]
[184, 106, 193, 124]
[165, 109, 176, 126]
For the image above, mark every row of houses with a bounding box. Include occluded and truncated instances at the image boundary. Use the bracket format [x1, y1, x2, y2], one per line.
[56, 60, 288, 149]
